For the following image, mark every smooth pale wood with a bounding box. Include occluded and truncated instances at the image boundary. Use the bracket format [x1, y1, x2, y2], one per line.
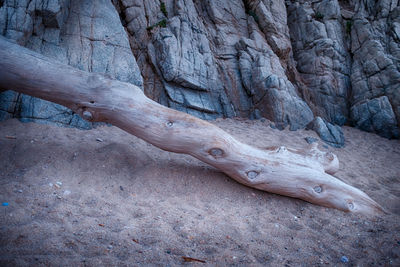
[0, 36, 383, 215]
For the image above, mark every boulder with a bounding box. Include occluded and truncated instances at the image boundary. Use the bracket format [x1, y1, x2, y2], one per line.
[307, 117, 345, 148]
[351, 96, 400, 139]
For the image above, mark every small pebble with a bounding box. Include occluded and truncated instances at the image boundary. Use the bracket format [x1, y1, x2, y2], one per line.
[49, 183, 53, 187]
[96, 138, 103, 142]
[63, 190, 71, 196]
[120, 186, 124, 191]
[56, 181, 62, 186]
[17, 189, 23, 193]
[107, 245, 113, 249]
[56, 196, 62, 199]
[341, 256, 349, 263]
[2, 202, 9, 206]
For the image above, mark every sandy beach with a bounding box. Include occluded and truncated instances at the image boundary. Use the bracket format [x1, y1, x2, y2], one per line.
[0, 118, 399, 266]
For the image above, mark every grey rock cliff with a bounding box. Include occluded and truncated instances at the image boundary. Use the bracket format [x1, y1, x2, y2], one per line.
[0, 0, 399, 138]
[0, 0, 142, 128]
[287, 0, 351, 126]
[349, 0, 400, 138]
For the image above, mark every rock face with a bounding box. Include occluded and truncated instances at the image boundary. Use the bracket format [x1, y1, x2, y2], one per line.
[287, 0, 351, 126]
[0, 0, 399, 138]
[349, 0, 400, 138]
[0, 0, 143, 128]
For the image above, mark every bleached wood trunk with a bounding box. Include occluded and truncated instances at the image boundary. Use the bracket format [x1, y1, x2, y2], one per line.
[0, 36, 383, 215]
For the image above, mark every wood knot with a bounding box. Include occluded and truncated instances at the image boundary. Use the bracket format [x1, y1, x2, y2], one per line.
[348, 202, 354, 210]
[209, 148, 223, 158]
[247, 171, 259, 180]
[325, 152, 335, 161]
[82, 110, 93, 121]
[313, 186, 322, 193]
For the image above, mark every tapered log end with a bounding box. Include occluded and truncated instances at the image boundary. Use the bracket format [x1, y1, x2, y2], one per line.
[317, 179, 386, 217]
[342, 190, 386, 217]
[254, 170, 385, 217]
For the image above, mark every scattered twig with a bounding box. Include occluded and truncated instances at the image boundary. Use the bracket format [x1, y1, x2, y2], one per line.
[182, 256, 206, 263]
[5, 136, 16, 139]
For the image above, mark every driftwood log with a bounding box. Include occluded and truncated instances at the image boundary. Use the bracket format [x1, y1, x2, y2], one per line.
[0, 36, 383, 215]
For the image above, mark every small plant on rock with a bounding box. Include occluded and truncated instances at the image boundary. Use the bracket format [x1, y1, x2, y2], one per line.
[315, 12, 324, 21]
[146, 19, 167, 31]
[346, 20, 352, 34]
[160, 1, 168, 17]
[248, 10, 259, 23]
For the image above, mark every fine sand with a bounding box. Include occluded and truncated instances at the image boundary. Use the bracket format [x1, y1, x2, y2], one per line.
[0, 118, 399, 266]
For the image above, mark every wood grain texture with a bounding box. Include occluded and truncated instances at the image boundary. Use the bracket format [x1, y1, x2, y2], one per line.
[0, 36, 383, 215]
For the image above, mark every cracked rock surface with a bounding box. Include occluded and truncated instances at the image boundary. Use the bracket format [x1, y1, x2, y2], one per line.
[0, 0, 399, 138]
[0, 0, 143, 128]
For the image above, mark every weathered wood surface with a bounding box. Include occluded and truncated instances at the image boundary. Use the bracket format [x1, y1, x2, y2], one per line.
[0, 36, 383, 215]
